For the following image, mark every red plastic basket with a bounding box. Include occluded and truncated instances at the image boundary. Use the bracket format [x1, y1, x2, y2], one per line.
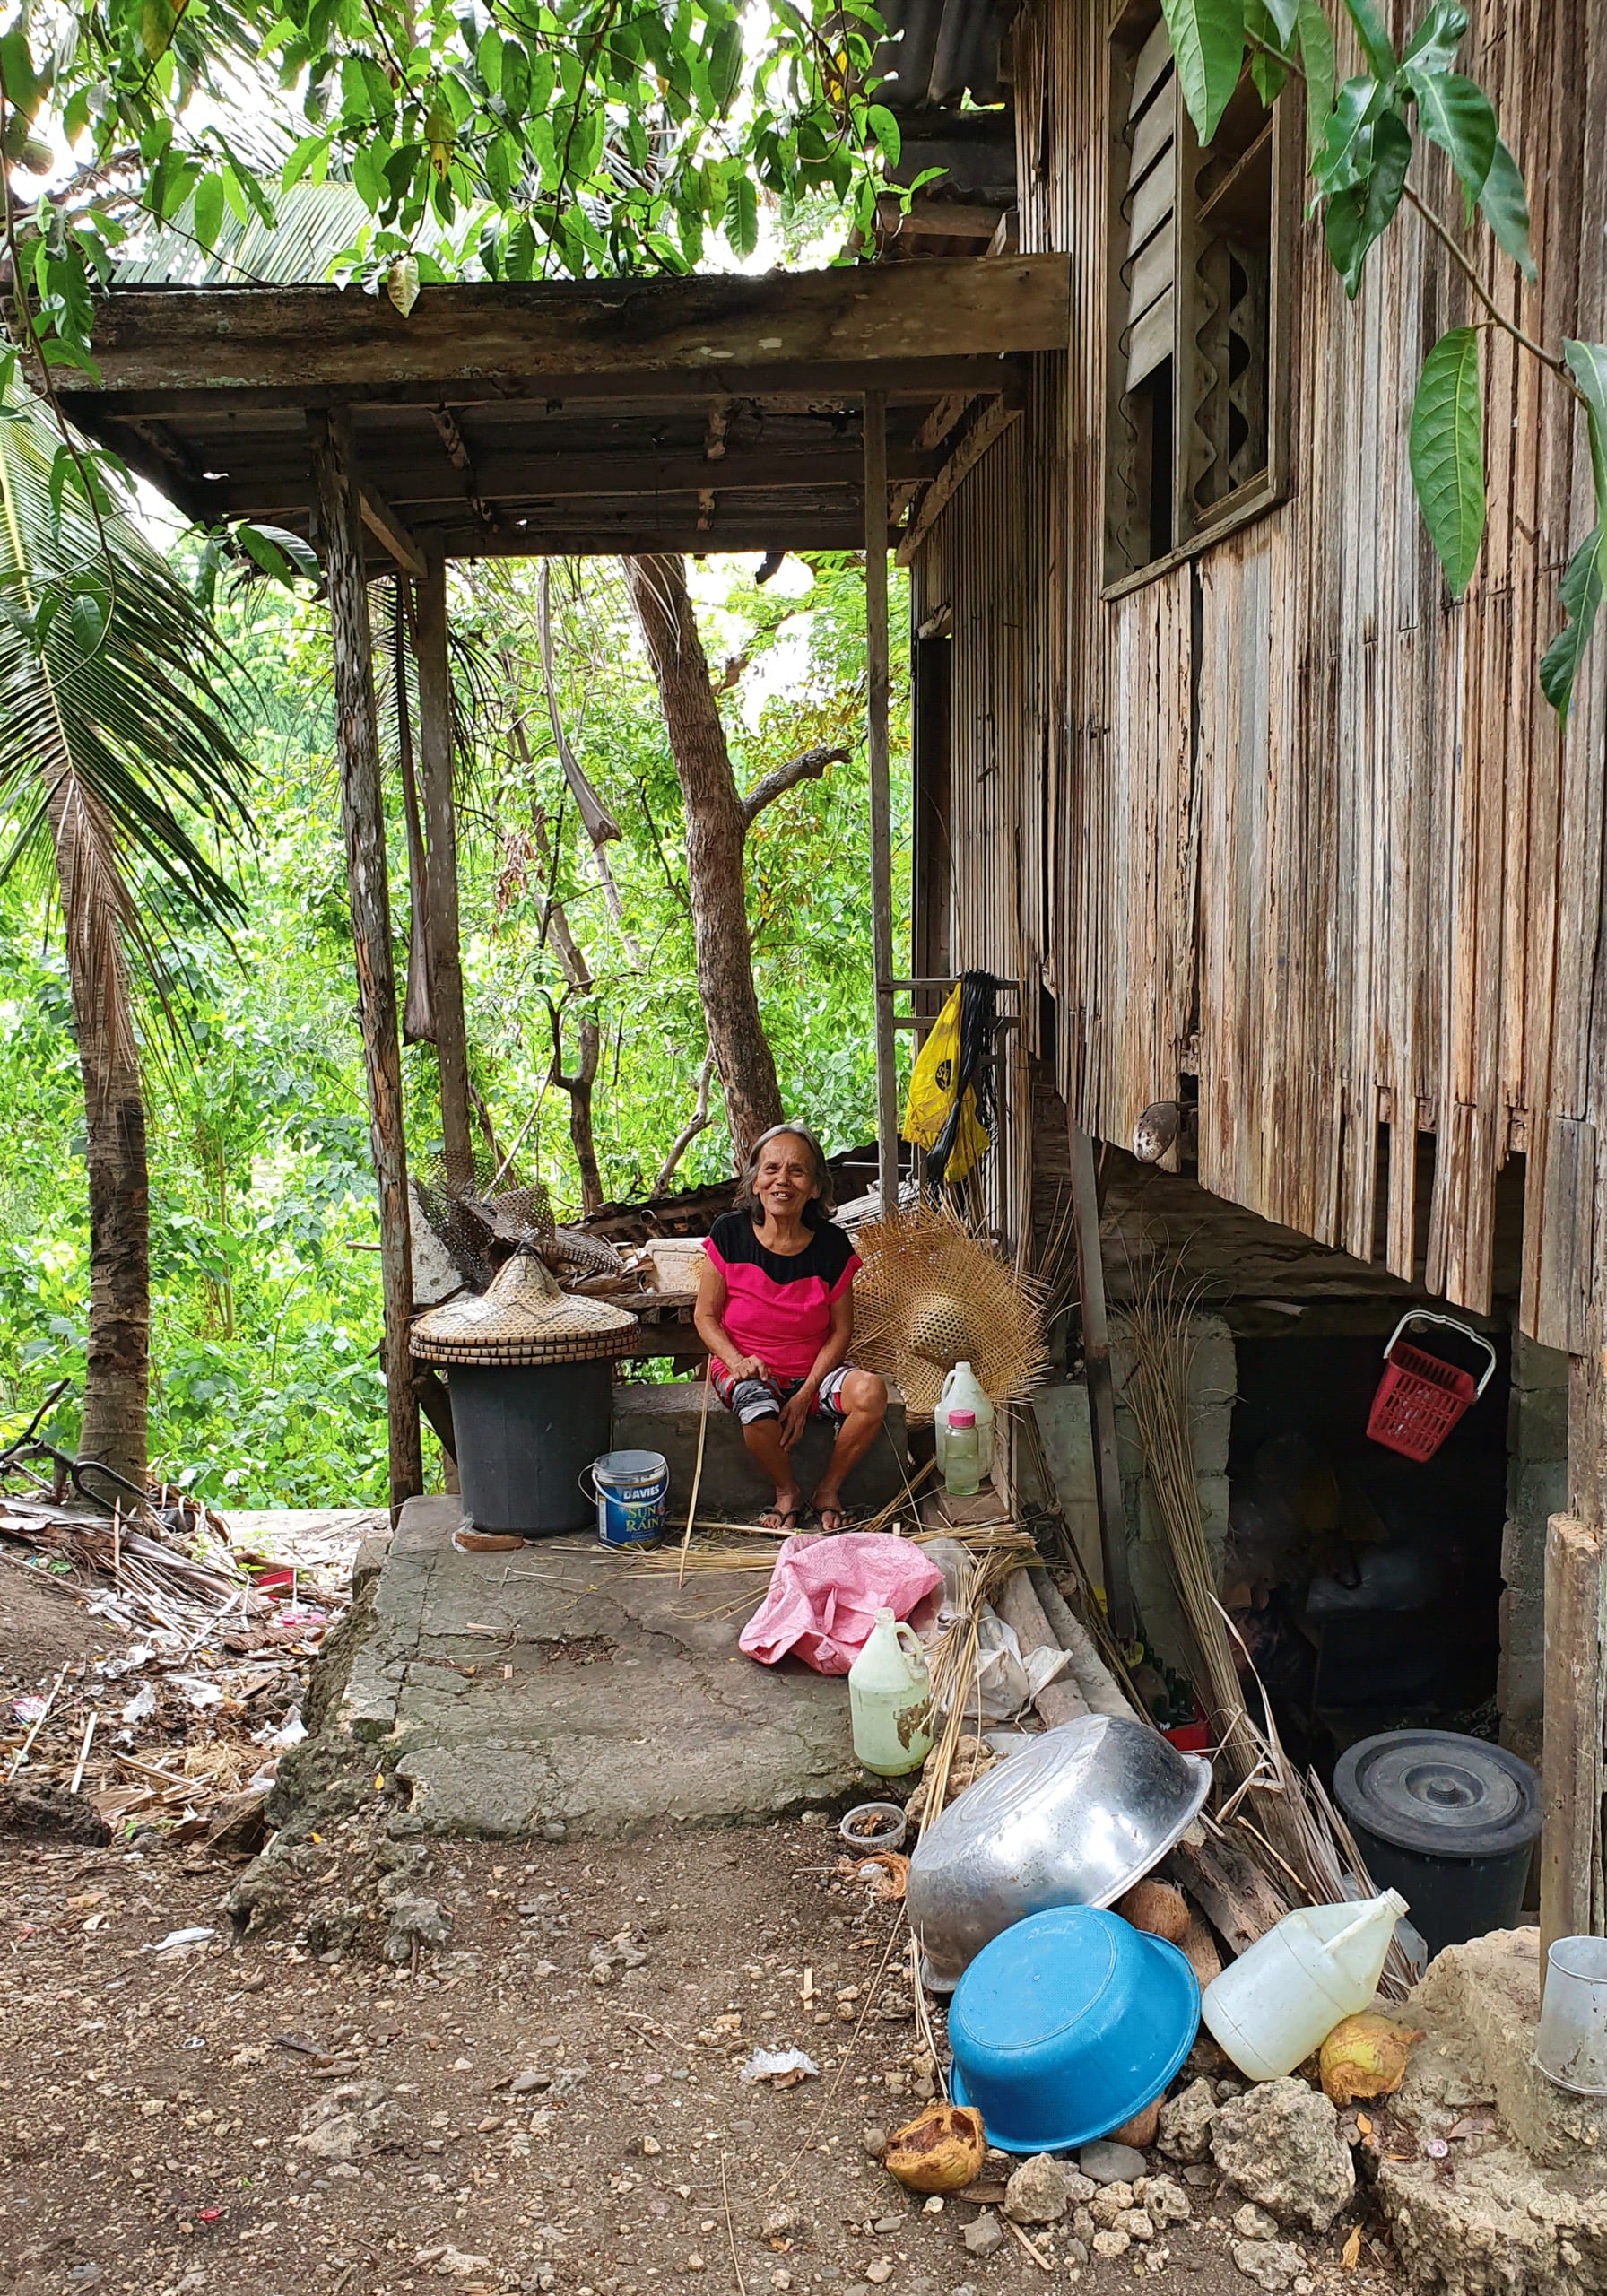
[1366, 1313, 1496, 1463]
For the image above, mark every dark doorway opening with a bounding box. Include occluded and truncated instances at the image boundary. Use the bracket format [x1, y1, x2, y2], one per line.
[1224, 1326, 1510, 1772]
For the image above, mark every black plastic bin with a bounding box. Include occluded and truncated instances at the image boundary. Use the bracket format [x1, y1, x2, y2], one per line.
[1333, 1729, 1540, 1961]
[410, 1248, 638, 1540]
[448, 1360, 612, 1535]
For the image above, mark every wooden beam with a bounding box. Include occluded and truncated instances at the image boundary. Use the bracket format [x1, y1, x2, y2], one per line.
[213, 440, 939, 516]
[373, 519, 880, 561]
[1540, 1511, 1605, 1969]
[360, 483, 426, 578]
[864, 388, 899, 1218]
[896, 396, 1021, 566]
[1067, 1121, 1136, 1639]
[69, 355, 1029, 430]
[414, 550, 474, 1192]
[876, 197, 1008, 240]
[307, 406, 423, 1516]
[74, 259, 1070, 399]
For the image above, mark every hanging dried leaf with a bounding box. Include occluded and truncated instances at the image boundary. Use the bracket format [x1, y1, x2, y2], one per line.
[387, 255, 421, 317]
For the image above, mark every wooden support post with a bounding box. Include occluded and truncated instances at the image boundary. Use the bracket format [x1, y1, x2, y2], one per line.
[864, 388, 899, 1216]
[308, 407, 422, 1515]
[1541, 1509, 1606, 1969]
[414, 549, 474, 1190]
[1066, 1120, 1135, 1640]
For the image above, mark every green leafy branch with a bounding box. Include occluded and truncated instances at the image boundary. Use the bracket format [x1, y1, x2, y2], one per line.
[1160, 0, 1607, 717]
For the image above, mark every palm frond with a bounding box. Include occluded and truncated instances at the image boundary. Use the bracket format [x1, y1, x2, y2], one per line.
[0, 390, 254, 955]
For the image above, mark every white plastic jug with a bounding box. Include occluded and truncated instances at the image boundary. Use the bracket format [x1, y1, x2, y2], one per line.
[849, 1608, 934, 1777]
[936, 1361, 994, 1492]
[1201, 1889, 1411, 2081]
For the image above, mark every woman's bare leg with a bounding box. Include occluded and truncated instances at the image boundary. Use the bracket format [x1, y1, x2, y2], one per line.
[741, 1414, 804, 1524]
[813, 1371, 890, 1527]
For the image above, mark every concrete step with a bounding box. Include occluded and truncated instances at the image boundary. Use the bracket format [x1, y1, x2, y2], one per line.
[612, 1376, 911, 1518]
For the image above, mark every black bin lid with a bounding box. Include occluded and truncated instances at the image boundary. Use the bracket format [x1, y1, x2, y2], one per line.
[1333, 1730, 1541, 1862]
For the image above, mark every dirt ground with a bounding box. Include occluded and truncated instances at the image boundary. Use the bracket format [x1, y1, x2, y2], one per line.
[2, 1555, 1406, 2296]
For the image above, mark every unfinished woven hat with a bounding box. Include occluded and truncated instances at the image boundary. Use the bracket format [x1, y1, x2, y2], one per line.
[411, 1248, 638, 1368]
[850, 1201, 1047, 1414]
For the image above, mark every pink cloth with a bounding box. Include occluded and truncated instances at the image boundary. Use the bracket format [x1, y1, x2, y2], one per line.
[739, 1532, 943, 1675]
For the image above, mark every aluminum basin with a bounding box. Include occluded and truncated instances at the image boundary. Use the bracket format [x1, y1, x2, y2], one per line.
[907, 1714, 1212, 1989]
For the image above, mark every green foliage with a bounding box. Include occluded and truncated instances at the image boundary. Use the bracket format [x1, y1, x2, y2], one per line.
[1156, 0, 1590, 709]
[1159, 0, 1247, 144]
[1539, 341, 1607, 718]
[0, 548, 908, 1503]
[1408, 326, 1483, 598]
[0, 0, 900, 382]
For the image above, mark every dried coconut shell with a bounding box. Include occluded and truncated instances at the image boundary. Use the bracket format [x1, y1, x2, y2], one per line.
[1318, 2013, 1425, 2107]
[883, 2102, 986, 2194]
[1180, 1918, 1223, 1989]
[1116, 1880, 1191, 1944]
[1108, 2097, 1161, 2147]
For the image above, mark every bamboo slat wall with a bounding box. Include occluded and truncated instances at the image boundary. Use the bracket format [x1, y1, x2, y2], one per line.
[911, 0, 1607, 1347]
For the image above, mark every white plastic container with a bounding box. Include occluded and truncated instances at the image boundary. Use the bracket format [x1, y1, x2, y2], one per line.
[1201, 1889, 1411, 2081]
[936, 1361, 994, 1492]
[848, 1607, 934, 1777]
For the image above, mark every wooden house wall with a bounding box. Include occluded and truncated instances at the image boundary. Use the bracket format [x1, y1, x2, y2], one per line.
[915, 0, 1607, 1348]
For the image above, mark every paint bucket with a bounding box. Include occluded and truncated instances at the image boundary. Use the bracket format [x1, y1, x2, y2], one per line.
[582, 1448, 669, 1548]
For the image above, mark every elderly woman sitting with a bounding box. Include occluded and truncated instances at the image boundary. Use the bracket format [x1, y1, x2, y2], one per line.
[693, 1123, 889, 1532]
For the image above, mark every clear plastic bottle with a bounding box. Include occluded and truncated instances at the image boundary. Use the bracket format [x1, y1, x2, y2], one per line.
[942, 1409, 981, 1496]
[848, 1608, 934, 1776]
[936, 1361, 994, 1492]
[1201, 1889, 1412, 2080]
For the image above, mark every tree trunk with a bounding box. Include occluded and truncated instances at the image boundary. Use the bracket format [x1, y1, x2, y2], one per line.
[415, 553, 474, 1187]
[47, 784, 149, 1492]
[623, 553, 784, 1166]
[308, 408, 423, 1514]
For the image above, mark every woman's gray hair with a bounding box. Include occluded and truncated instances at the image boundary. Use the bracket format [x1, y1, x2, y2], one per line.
[737, 1121, 836, 1223]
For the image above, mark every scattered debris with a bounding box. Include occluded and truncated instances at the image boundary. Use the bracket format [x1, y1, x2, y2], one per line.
[738, 2048, 817, 2087]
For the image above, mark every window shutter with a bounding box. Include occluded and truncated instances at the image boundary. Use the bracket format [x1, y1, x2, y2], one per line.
[1120, 19, 1177, 393]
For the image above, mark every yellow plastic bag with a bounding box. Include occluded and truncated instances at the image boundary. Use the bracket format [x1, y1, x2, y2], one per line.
[902, 983, 988, 1181]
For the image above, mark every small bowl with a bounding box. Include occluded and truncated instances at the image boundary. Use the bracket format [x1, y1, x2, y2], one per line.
[838, 1801, 908, 1853]
[947, 1904, 1199, 2152]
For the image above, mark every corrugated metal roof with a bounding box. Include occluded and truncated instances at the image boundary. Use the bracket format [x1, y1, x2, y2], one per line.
[873, 0, 1016, 109]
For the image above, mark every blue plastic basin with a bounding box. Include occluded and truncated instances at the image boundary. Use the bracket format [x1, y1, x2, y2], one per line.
[947, 1905, 1200, 2152]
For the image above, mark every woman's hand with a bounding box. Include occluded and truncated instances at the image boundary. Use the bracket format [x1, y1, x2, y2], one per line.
[777, 1381, 817, 1448]
[726, 1352, 768, 1383]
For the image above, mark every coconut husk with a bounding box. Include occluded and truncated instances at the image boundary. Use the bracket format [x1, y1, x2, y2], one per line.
[850, 1202, 1047, 1413]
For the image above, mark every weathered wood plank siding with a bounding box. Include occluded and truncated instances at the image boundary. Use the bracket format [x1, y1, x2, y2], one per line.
[911, 0, 1607, 1346]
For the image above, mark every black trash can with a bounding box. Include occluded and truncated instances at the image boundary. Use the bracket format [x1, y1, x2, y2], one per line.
[1333, 1730, 1540, 1961]
[411, 1248, 638, 1538]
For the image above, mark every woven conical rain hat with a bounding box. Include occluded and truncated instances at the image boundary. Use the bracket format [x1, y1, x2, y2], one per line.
[849, 1202, 1046, 1414]
[411, 1248, 638, 1368]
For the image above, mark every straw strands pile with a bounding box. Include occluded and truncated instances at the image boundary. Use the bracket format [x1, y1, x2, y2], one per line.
[1117, 1271, 1259, 1787]
[850, 1201, 1047, 1413]
[1118, 1266, 1413, 1993]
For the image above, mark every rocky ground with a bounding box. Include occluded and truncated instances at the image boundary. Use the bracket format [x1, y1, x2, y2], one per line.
[1, 1816, 1409, 2296]
[2, 1541, 1410, 2296]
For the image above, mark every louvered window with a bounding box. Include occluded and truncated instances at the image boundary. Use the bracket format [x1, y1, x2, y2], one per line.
[1105, 3, 1291, 587]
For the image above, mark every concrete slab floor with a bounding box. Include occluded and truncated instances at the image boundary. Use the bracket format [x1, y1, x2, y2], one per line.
[343, 1496, 861, 1838]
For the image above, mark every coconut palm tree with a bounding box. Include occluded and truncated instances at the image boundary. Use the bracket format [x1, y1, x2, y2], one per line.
[0, 392, 253, 1492]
